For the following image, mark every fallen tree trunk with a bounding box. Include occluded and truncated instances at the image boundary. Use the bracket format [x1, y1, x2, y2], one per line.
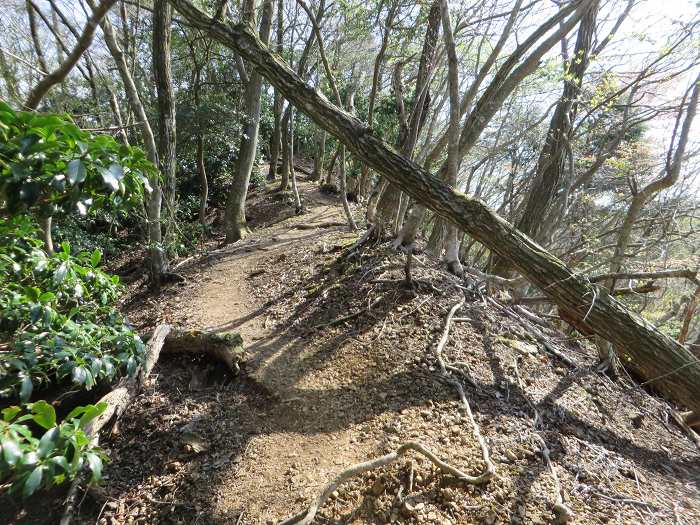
[161, 329, 244, 373]
[60, 326, 243, 524]
[168, 0, 700, 414]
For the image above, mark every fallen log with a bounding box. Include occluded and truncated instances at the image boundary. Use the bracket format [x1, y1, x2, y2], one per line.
[60, 324, 172, 525]
[60, 326, 243, 524]
[140, 328, 245, 373]
[169, 0, 700, 414]
[161, 329, 245, 373]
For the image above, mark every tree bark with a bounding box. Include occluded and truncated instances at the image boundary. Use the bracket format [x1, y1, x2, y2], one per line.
[492, 1, 599, 276]
[153, 0, 177, 245]
[91, 0, 167, 283]
[224, 0, 273, 243]
[169, 0, 700, 415]
[268, 0, 284, 181]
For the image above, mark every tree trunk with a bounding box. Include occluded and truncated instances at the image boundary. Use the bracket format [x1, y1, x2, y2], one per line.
[26, 0, 49, 74]
[224, 0, 273, 243]
[92, 0, 167, 283]
[439, 0, 462, 275]
[311, 129, 325, 182]
[492, 1, 599, 276]
[197, 135, 208, 225]
[153, 0, 177, 248]
[280, 108, 291, 191]
[169, 0, 700, 415]
[268, 0, 284, 180]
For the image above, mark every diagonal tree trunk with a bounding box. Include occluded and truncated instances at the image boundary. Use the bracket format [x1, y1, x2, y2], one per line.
[169, 0, 700, 416]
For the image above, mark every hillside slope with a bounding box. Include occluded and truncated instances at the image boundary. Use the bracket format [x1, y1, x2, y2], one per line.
[7, 179, 698, 525]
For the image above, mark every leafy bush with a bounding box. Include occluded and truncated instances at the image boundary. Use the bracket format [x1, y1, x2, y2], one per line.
[0, 101, 153, 219]
[0, 217, 144, 401]
[0, 105, 151, 499]
[1, 401, 107, 497]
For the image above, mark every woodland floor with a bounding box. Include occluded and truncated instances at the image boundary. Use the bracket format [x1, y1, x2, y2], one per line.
[4, 172, 700, 524]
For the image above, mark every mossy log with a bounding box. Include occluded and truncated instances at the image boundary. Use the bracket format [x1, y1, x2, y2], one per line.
[162, 329, 245, 373]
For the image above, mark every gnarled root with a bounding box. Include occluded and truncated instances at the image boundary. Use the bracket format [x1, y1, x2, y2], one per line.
[280, 441, 488, 525]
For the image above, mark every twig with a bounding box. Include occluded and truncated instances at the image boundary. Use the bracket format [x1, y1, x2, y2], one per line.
[534, 435, 573, 524]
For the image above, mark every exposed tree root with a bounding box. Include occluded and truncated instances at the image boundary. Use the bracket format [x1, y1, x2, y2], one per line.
[160, 329, 244, 373]
[279, 441, 488, 525]
[292, 220, 346, 230]
[512, 338, 572, 523]
[534, 435, 573, 524]
[434, 300, 496, 484]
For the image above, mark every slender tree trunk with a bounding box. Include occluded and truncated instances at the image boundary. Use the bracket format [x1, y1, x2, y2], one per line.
[197, 136, 208, 225]
[92, 0, 167, 282]
[269, 91, 282, 180]
[289, 108, 303, 211]
[26, 0, 49, 74]
[492, 2, 599, 276]
[311, 129, 325, 182]
[225, 0, 273, 243]
[268, 0, 284, 180]
[39, 215, 54, 255]
[279, 107, 291, 191]
[153, 0, 177, 253]
[439, 0, 463, 275]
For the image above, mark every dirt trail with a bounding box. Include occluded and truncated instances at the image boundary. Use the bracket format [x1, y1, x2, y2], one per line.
[179, 180, 378, 522]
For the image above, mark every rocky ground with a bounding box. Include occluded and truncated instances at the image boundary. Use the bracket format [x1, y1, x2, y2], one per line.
[4, 176, 699, 524]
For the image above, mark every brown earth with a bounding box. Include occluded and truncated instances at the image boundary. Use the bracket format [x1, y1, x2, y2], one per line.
[4, 176, 699, 525]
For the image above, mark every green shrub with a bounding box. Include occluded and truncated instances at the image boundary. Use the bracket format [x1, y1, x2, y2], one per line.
[0, 401, 107, 497]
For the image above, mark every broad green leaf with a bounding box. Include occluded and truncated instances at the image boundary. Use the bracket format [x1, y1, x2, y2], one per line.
[78, 402, 107, 429]
[72, 366, 88, 385]
[86, 452, 102, 482]
[2, 406, 21, 422]
[90, 249, 102, 268]
[53, 262, 68, 285]
[23, 466, 44, 498]
[38, 427, 59, 458]
[1, 437, 22, 466]
[19, 375, 33, 402]
[100, 167, 119, 191]
[66, 159, 86, 185]
[30, 400, 56, 429]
